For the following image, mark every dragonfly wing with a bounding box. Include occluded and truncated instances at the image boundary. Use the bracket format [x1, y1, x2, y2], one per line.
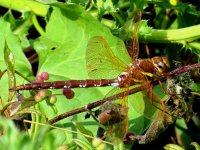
[86, 36, 129, 79]
[99, 87, 128, 144]
[113, 39, 132, 66]
[129, 84, 165, 121]
[128, 11, 141, 60]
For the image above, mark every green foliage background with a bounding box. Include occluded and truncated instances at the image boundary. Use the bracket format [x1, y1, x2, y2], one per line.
[0, 0, 199, 149]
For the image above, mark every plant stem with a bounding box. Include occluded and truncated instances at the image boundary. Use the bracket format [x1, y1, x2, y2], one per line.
[188, 42, 200, 51]
[116, 1, 130, 10]
[140, 24, 200, 44]
[31, 14, 45, 35]
[13, 15, 32, 34]
[1, 1, 199, 44]
[0, 0, 48, 17]
[47, 83, 149, 124]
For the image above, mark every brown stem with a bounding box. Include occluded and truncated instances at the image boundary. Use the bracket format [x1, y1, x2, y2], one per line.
[48, 83, 149, 124]
[48, 63, 200, 124]
[169, 63, 200, 75]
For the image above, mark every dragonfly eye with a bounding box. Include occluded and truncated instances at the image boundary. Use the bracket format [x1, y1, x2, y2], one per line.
[153, 60, 165, 71]
[157, 61, 164, 68]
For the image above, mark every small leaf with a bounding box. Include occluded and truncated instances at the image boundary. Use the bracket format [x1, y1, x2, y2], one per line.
[92, 138, 107, 150]
[191, 142, 200, 150]
[72, 121, 94, 143]
[4, 42, 16, 101]
[0, 17, 33, 105]
[50, 3, 83, 20]
[0, 117, 34, 150]
[65, 141, 78, 150]
[191, 83, 200, 93]
[114, 142, 125, 150]
[175, 118, 192, 147]
[73, 139, 93, 150]
[164, 144, 184, 150]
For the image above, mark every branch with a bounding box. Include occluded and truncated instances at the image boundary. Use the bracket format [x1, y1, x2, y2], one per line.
[48, 63, 200, 124]
[48, 83, 149, 124]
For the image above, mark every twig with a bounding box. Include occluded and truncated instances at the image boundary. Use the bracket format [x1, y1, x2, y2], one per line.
[48, 63, 200, 124]
[169, 63, 200, 75]
[48, 83, 149, 124]
[24, 120, 113, 145]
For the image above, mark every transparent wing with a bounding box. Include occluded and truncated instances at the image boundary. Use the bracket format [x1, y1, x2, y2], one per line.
[113, 39, 132, 66]
[129, 84, 166, 121]
[86, 36, 130, 79]
[99, 87, 128, 144]
[127, 11, 142, 60]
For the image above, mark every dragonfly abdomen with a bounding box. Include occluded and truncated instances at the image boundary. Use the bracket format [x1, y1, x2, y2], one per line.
[10, 78, 119, 91]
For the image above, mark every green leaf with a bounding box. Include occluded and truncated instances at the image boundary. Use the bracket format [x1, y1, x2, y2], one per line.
[0, 17, 33, 106]
[31, 6, 127, 116]
[96, 0, 116, 13]
[72, 121, 94, 143]
[30, 5, 125, 143]
[36, 0, 57, 4]
[0, 0, 49, 17]
[0, 117, 34, 150]
[4, 42, 16, 101]
[32, 125, 66, 150]
[3, 10, 32, 48]
[113, 142, 125, 150]
[66, 141, 78, 150]
[164, 144, 184, 150]
[191, 83, 200, 93]
[30, 5, 162, 143]
[175, 118, 192, 149]
[92, 138, 107, 150]
[191, 142, 200, 150]
[187, 42, 200, 55]
[128, 90, 158, 134]
[50, 3, 83, 20]
[73, 139, 93, 150]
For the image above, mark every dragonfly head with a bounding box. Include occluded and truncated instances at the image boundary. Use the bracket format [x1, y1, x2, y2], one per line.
[152, 57, 170, 73]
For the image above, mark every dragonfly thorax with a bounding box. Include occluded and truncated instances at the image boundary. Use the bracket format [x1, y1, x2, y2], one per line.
[117, 57, 170, 88]
[117, 69, 134, 87]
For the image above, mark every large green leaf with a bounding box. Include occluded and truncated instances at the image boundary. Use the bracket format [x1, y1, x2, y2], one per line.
[31, 6, 130, 142]
[0, 18, 33, 107]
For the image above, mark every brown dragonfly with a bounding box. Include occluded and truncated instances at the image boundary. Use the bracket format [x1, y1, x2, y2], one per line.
[10, 11, 170, 144]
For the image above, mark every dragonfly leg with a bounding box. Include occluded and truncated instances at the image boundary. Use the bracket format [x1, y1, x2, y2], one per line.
[96, 127, 106, 140]
[84, 105, 99, 122]
[146, 83, 153, 104]
[158, 80, 166, 94]
[160, 100, 166, 112]
[0, 96, 10, 117]
[148, 83, 167, 113]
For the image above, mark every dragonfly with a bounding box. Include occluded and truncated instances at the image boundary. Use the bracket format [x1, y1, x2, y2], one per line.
[10, 11, 170, 144]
